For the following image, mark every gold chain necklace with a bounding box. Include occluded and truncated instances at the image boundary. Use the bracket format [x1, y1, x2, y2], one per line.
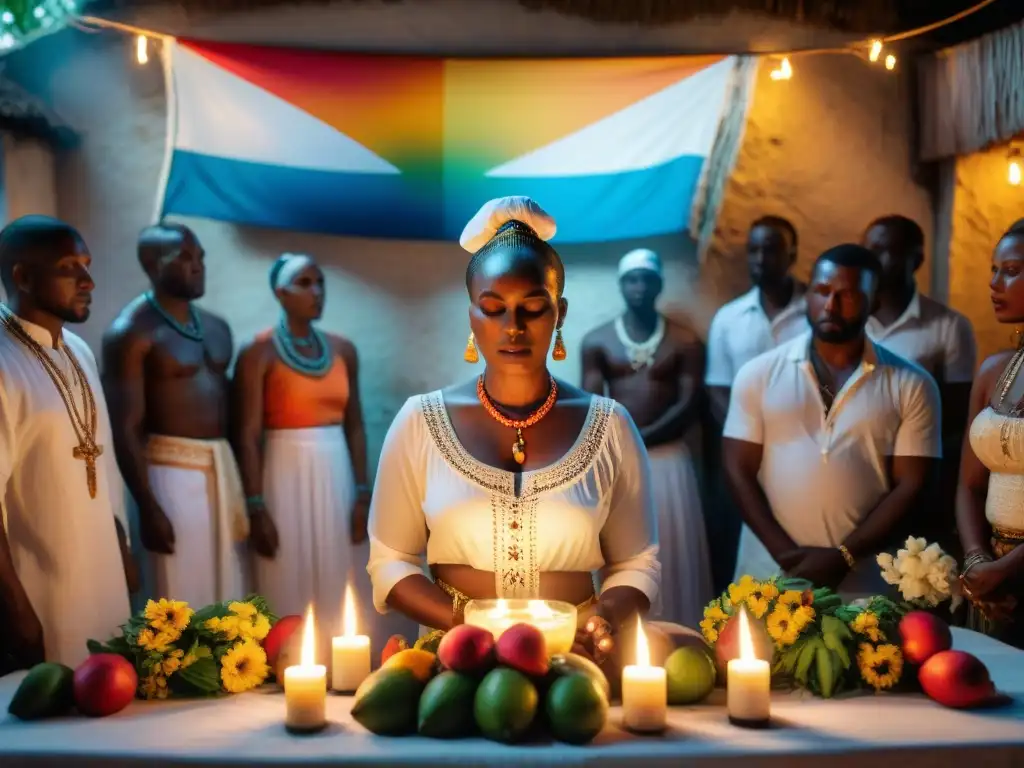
[995, 346, 1024, 459]
[0, 306, 103, 498]
[477, 375, 558, 465]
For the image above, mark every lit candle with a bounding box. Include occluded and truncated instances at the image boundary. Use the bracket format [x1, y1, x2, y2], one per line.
[621, 616, 667, 733]
[331, 583, 371, 693]
[463, 599, 577, 655]
[284, 605, 327, 734]
[727, 608, 771, 728]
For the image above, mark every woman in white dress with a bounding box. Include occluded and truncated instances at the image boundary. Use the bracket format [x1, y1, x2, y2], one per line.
[957, 221, 1024, 649]
[367, 197, 661, 662]
[233, 254, 371, 648]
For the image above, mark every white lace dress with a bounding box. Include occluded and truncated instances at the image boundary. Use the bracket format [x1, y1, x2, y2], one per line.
[366, 392, 661, 614]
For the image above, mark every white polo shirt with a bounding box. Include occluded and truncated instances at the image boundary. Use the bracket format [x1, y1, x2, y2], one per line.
[705, 286, 809, 387]
[865, 291, 977, 385]
[724, 333, 942, 593]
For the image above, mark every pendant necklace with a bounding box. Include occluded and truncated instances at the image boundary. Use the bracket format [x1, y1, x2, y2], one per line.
[477, 375, 558, 465]
[1, 305, 103, 498]
[272, 319, 332, 378]
[614, 315, 665, 371]
[145, 291, 204, 342]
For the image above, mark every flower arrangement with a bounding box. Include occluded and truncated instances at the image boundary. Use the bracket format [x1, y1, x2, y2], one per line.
[701, 575, 906, 698]
[87, 595, 277, 700]
[877, 536, 962, 611]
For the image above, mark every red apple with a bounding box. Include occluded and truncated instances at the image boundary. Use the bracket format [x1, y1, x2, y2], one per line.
[899, 611, 952, 665]
[437, 624, 495, 673]
[495, 623, 548, 677]
[263, 614, 302, 671]
[919, 650, 997, 709]
[73, 654, 138, 717]
[714, 614, 774, 679]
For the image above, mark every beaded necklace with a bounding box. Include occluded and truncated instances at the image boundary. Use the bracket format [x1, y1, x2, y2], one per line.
[272, 319, 332, 378]
[477, 375, 558, 465]
[145, 291, 203, 342]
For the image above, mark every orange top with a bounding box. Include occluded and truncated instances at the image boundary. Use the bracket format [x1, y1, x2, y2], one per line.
[259, 330, 350, 430]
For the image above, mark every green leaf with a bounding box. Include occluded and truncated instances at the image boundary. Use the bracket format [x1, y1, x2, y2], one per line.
[177, 656, 222, 694]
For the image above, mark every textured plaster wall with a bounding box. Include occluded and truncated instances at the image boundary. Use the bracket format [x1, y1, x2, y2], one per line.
[947, 144, 1024, 362]
[1, 2, 934, 643]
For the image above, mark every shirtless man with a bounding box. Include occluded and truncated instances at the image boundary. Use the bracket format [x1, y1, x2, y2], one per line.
[102, 223, 275, 607]
[581, 248, 711, 627]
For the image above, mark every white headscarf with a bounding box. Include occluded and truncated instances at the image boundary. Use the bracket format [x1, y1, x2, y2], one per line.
[274, 253, 314, 288]
[618, 248, 662, 278]
[459, 196, 557, 253]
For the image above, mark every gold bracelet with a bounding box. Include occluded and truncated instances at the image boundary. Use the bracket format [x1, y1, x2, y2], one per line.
[838, 545, 855, 568]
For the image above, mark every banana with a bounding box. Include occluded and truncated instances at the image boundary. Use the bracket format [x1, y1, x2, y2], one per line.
[795, 637, 822, 684]
[815, 644, 838, 698]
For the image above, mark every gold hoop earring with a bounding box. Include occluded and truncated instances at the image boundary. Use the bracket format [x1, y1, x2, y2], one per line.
[463, 332, 479, 364]
[552, 328, 567, 361]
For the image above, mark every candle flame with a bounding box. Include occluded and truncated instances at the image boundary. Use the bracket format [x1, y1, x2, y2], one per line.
[769, 57, 792, 81]
[1010, 160, 1022, 186]
[136, 35, 148, 65]
[301, 604, 316, 667]
[868, 39, 882, 62]
[739, 607, 754, 661]
[490, 599, 509, 619]
[342, 582, 357, 637]
[528, 599, 553, 618]
[884, 54, 896, 71]
[635, 615, 649, 668]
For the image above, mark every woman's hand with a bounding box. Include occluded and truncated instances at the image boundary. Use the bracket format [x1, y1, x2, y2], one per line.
[963, 560, 1009, 599]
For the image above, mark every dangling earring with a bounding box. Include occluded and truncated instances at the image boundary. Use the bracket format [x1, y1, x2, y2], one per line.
[1015, 326, 1024, 350]
[464, 332, 479, 363]
[552, 328, 567, 361]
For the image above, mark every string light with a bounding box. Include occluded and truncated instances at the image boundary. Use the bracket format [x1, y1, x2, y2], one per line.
[885, 54, 897, 71]
[136, 34, 148, 64]
[869, 40, 883, 62]
[769, 57, 792, 81]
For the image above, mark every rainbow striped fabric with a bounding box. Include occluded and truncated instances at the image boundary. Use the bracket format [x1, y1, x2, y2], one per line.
[160, 40, 735, 243]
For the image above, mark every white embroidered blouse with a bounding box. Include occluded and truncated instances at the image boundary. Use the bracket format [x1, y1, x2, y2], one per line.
[367, 391, 661, 613]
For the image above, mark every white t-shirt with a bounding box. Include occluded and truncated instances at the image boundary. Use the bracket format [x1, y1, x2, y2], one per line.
[705, 286, 809, 387]
[366, 392, 661, 613]
[865, 291, 977, 384]
[724, 333, 942, 594]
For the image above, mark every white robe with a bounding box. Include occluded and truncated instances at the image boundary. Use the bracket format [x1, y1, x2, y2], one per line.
[0, 312, 130, 668]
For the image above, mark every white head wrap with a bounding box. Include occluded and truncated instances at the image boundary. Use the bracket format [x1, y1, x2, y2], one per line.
[618, 248, 662, 278]
[459, 196, 557, 253]
[274, 253, 313, 289]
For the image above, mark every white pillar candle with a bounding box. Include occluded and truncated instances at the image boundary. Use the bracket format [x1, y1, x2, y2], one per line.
[331, 583, 371, 693]
[727, 608, 771, 727]
[622, 616, 667, 733]
[284, 605, 327, 734]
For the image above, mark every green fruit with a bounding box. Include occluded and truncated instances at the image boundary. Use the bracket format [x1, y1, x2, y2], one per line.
[351, 668, 425, 735]
[546, 653, 611, 700]
[418, 671, 479, 738]
[473, 667, 538, 743]
[8, 663, 76, 721]
[665, 646, 717, 705]
[546, 674, 608, 745]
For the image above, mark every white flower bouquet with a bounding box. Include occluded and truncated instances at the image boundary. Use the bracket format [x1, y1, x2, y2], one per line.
[877, 537, 962, 612]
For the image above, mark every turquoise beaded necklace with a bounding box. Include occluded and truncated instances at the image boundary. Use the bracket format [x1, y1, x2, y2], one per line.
[272, 319, 332, 377]
[145, 291, 203, 342]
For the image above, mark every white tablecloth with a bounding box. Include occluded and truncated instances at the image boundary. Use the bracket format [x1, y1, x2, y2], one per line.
[1, 628, 1022, 767]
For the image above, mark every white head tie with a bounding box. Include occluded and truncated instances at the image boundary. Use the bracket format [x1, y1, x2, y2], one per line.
[618, 248, 662, 278]
[459, 196, 557, 253]
[274, 253, 313, 289]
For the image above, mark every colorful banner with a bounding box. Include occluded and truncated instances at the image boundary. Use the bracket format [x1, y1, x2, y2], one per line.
[160, 41, 735, 243]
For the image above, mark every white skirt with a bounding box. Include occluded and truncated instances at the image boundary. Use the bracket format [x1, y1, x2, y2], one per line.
[256, 426, 358, 646]
[649, 440, 713, 628]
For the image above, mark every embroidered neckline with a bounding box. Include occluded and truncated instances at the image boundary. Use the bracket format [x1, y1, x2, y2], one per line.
[419, 389, 614, 499]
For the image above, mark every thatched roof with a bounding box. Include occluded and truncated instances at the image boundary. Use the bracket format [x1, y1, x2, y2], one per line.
[0, 75, 77, 147]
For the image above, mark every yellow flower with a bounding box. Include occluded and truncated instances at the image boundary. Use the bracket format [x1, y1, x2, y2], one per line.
[139, 673, 170, 700]
[858, 643, 903, 691]
[144, 599, 193, 634]
[220, 640, 270, 694]
[699, 617, 720, 644]
[162, 657, 182, 676]
[181, 653, 198, 670]
[728, 575, 758, 605]
[791, 605, 816, 630]
[744, 581, 780, 619]
[779, 590, 807, 608]
[250, 614, 271, 642]
[704, 604, 729, 622]
[766, 604, 803, 647]
[229, 601, 257, 619]
[206, 616, 243, 641]
[850, 611, 885, 643]
[137, 628, 177, 652]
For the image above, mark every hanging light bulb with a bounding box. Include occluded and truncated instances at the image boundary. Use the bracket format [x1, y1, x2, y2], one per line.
[770, 57, 793, 81]
[136, 34, 149, 65]
[885, 54, 896, 71]
[1009, 149, 1022, 186]
[869, 40, 883, 62]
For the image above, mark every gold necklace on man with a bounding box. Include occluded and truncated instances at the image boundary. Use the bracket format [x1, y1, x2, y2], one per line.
[0, 305, 103, 498]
